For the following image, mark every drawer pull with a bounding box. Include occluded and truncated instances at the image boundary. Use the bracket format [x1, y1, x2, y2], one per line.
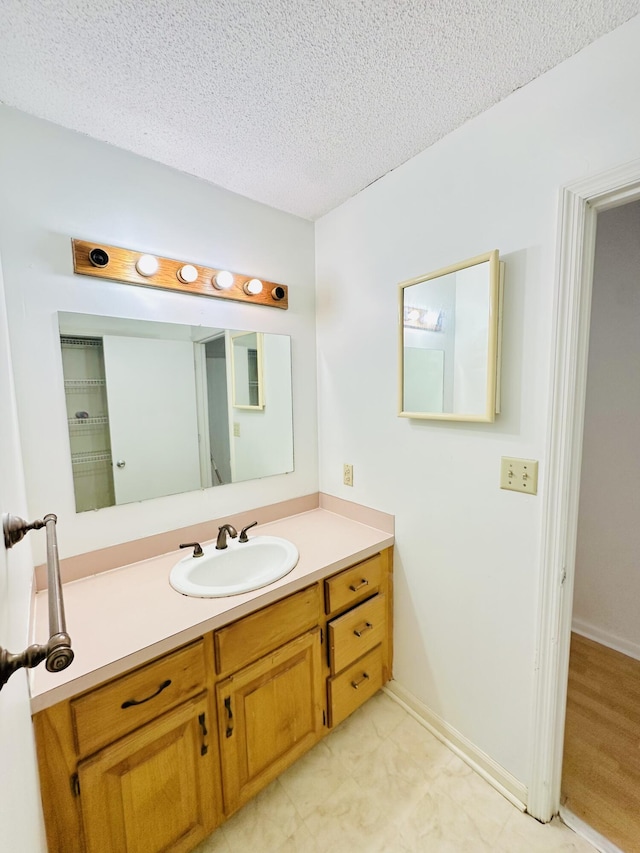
[351, 672, 370, 689]
[121, 679, 171, 709]
[224, 696, 234, 738]
[353, 621, 373, 638]
[349, 579, 369, 592]
[198, 712, 209, 756]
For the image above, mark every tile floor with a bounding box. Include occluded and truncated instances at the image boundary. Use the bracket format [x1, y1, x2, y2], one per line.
[195, 691, 598, 853]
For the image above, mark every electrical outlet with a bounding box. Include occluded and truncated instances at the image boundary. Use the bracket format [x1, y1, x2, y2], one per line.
[500, 457, 538, 495]
[343, 463, 354, 487]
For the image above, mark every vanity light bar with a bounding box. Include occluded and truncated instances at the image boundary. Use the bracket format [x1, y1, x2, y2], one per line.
[71, 239, 289, 310]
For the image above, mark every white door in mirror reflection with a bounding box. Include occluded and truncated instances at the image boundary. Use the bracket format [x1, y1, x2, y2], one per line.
[103, 336, 201, 504]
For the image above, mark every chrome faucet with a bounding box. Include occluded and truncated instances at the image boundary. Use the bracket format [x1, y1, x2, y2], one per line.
[216, 524, 237, 550]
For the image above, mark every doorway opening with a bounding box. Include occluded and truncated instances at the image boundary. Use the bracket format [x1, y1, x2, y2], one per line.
[560, 200, 640, 851]
[528, 158, 640, 836]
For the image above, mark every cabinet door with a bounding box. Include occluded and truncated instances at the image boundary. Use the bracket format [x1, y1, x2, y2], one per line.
[217, 629, 324, 815]
[78, 693, 218, 853]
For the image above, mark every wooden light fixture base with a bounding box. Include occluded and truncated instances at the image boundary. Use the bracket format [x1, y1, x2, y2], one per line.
[71, 240, 289, 310]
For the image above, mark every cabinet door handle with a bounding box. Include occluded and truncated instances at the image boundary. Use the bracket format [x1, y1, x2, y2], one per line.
[353, 621, 373, 638]
[351, 672, 370, 689]
[224, 696, 234, 738]
[121, 679, 171, 709]
[198, 712, 209, 756]
[349, 578, 369, 592]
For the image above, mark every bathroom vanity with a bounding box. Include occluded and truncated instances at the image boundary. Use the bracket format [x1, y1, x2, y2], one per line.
[29, 508, 393, 852]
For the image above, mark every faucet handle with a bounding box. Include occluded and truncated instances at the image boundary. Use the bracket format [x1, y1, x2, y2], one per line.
[239, 521, 258, 543]
[179, 542, 203, 558]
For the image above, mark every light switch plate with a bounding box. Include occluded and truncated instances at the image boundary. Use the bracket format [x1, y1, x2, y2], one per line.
[500, 457, 538, 495]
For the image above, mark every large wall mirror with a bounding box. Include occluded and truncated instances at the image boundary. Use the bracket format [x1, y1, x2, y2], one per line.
[58, 312, 294, 512]
[398, 250, 502, 423]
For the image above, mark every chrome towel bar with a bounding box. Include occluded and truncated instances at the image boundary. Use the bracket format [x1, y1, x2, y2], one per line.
[1, 513, 74, 691]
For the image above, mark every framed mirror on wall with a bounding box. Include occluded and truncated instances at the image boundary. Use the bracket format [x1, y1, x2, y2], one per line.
[398, 250, 503, 423]
[58, 313, 294, 513]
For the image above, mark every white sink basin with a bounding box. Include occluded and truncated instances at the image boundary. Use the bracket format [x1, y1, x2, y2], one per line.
[169, 535, 299, 598]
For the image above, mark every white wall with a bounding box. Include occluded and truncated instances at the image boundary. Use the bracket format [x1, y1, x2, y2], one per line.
[0, 252, 46, 850]
[573, 200, 640, 659]
[453, 263, 491, 415]
[0, 106, 317, 564]
[232, 334, 294, 482]
[315, 14, 640, 790]
[206, 341, 232, 486]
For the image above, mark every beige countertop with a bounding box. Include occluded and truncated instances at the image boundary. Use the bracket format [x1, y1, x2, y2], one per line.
[29, 507, 394, 713]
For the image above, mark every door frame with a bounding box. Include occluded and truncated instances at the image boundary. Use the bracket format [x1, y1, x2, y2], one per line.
[528, 158, 640, 821]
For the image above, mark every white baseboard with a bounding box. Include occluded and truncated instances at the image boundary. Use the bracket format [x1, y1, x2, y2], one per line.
[560, 807, 625, 853]
[383, 681, 528, 811]
[572, 619, 640, 662]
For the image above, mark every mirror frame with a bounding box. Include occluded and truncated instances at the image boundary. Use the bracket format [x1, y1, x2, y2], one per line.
[398, 250, 502, 423]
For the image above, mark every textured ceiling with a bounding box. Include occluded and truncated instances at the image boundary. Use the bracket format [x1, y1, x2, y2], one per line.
[1, 1, 639, 220]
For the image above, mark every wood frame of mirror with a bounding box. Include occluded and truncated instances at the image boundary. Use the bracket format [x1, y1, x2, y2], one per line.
[398, 250, 502, 423]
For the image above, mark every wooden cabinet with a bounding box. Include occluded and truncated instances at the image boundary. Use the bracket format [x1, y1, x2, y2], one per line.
[216, 629, 324, 814]
[324, 552, 385, 614]
[78, 694, 216, 853]
[328, 593, 387, 674]
[33, 548, 392, 853]
[71, 641, 207, 757]
[328, 645, 385, 727]
[325, 551, 393, 727]
[33, 639, 222, 853]
[214, 585, 320, 676]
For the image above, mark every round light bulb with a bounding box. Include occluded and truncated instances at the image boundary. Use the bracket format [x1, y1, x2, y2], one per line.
[213, 270, 234, 290]
[177, 264, 198, 284]
[244, 278, 263, 295]
[135, 254, 159, 277]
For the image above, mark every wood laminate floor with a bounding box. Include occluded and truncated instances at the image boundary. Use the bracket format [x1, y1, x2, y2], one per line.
[562, 633, 640, 852]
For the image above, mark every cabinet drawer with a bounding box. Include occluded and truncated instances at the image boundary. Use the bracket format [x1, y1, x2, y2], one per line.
[324, 553, 384, 615]
[328, 644, 384, 727]
[71, 640, 206, 757]
[328, 594, 386, 675]
[214, 585, 320, 675]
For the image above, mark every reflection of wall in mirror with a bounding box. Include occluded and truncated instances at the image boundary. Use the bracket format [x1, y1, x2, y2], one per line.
[404, 274, 456, 411]
[232, 335, 294, 483]
[205, 337, 231, 486]
[452, 263, 490, 415]
[232, 333, 261, 407]
[404, 348, 444, 412]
